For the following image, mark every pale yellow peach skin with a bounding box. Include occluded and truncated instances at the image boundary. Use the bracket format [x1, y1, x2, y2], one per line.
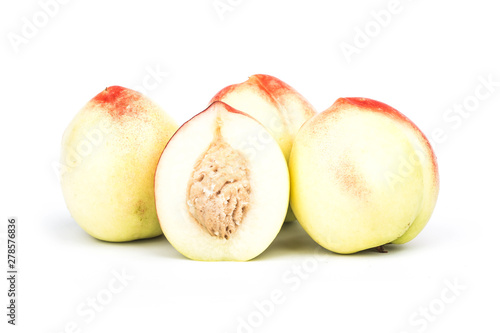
[60, 86, 178, 242]
[211, 74, 316, 221]
[289, 98, 439, 254]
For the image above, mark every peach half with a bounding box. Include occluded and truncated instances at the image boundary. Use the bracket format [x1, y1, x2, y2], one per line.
[60, 86, 178, 242]
[211, 74, 316, 221]
[155, 101, 289, 261]
[289, 98, 439, 254]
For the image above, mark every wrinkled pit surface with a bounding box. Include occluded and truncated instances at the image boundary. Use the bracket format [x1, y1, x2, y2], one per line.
[187, 132, 251, 239]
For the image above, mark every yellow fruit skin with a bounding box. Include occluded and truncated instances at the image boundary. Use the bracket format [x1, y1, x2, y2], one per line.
[290, 98, 438, 253]
[60, 86, 178, 242]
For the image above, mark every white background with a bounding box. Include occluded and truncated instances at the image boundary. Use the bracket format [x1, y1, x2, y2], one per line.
[1, 0, 499, 332]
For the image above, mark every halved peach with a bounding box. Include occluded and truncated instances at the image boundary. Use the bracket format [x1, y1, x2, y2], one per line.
[155, 101, 289, 261]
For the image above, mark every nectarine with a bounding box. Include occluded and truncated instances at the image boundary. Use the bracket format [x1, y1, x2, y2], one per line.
[289, 97, 439, 253]
[60, 86, 178, 242]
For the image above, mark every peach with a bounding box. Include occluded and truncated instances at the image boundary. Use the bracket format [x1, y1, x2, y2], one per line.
[289, 98, 439, 253]
[155, 101, 289, 261]
[60, 86, 178, 242]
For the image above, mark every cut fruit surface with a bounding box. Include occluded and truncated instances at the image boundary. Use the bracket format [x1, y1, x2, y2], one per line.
[155, 101, 289, 261]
